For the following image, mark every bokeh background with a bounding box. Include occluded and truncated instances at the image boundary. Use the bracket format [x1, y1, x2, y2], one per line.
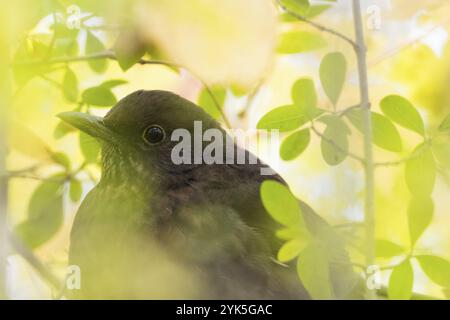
[0, 0, 449, 299]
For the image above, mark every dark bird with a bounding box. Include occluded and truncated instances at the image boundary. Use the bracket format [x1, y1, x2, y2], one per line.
[59, 90, 361, 299]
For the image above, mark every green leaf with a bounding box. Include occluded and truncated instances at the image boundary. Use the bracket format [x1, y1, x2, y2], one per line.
[405, 144, 436, 196]
[69, 178, 83, 202]
[280, 129, 311, 161]
[279, 0, 309, 16]
[297, 242, 333, 299]
[431, 136, 450, 169]
[380, 95, 425, 136]
[62, 67, 78, 102]
[114, 30, 146, 71]
[438, 113, 450, 132]
[101, 79, 128, 89]
[346, 109, 402, 152]
[278, 236, 309, 263]
[257, 105, 307, 132]
[9, 123, 52, 160]
[388, 260, 413, 300]
[51, 151, 71, 170]
[291, 78, 318, 117]
[320, 52, 347, 105]
[304, 5, 330, 18]
[82, 86, 117, 107]
[407, 196, 433, 246]
[416, 255, 450, 287]
[276, 228, 303, 240]
[85, 31, 107, 73]
[320, 115, 349, 166]
[277, 31, 326, 54]
[79, 132, 101, 163]
[198, 87, 226, 120]
[16, 177, 65, 248]
[260, 180, 304, 227]
[54, 121, 76, 139]
[375, 239, 405, 258]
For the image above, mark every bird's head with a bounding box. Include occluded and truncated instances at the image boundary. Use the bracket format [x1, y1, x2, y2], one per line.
[58, 90, 221, 185]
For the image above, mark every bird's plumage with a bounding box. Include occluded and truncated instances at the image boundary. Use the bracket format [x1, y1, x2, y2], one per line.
[63, 90, 361, 299]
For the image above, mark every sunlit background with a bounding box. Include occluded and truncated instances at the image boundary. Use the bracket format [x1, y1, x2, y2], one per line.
[1, 0, 449, 299]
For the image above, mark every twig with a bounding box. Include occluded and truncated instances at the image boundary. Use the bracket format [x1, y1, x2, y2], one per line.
[13, 51, 232, 129]
[352, 0, 376, 300]
[310, 123, 364, 163]
[276, 0, 357, 49]
[334, 222, 366, 229]
[8, 230, 62, 292]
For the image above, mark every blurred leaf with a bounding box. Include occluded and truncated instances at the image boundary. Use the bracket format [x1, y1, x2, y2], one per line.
[54, 121, 76, 139]
[257, 105, 307, 132]
[297, 242, 333, 299]
[388, 260, 413, 300]
[53, 35, 79, 58]
[230, 84, 248, 97]
[280, 129, 310, 161]
[407, 195, 434, 246]
[279, 0, 309, 16]
[51, 151, 71, 170]
[276, 227, 303, 240]
[320, 115, 349, 166]
[101, 79, 128, 89]
[277, 31, 326, 54]
[278, 236, 309, 263]
[9, 123, 51, 159]
[375, 239, 405, 258]
[346, 109, 402, 152]
[69, 178, 83, 202]
[62, 67, 78, 102]
[380, 95, 425, 136]
[114, 30, 146, 71]
[304, 5, 331, 18]
[416, 255, 450, 287]
[320, 52, 347, 106]
[405, 144, 436, 196]
[12, 40, 51, 86]
[291, 78, 318, 118]
[79, 132, 101, 163]
[260, 180, 304, 227]
[438, 113, 450, 132]
[198, 87, 226, 120]
[16, 176, 65, 248]
[82, 86, 117, 107]
[431, 136, 450, 169]
[85, 31, 107, 73]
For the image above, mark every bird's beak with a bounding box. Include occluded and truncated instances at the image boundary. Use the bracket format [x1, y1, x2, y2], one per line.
[57, 112, 117, 144]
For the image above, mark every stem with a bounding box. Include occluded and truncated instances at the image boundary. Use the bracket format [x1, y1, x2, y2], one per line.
[310, 123, 364, 163]
[14, 52, 232, 129]
[9, 232, 62, 291]
[352, 0, 376, 300]
[276, 0, 357, 48]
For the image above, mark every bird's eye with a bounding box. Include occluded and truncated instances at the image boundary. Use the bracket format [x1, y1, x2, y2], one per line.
[142, 125, 165, 145]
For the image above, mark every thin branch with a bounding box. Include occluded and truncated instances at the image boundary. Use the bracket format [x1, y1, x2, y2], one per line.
[276, 0, 357, 48]
[337, 104, 361, 118]
[13, 51, 232, 129]
[334, 222, 366, 229]
[9, 230, 62, 292]
[352, 0, 376, 300]
[310, 123, 365, 163]
[375, 142, 431, 167]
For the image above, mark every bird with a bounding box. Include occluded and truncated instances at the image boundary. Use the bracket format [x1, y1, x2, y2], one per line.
[58, 90, 361, 299]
